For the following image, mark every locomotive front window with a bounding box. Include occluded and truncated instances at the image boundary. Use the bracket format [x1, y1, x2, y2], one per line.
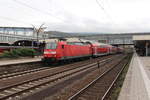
[46, 42, 57, 49]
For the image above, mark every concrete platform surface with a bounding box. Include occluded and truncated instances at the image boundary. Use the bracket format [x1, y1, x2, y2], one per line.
[118, 53, 150, 100]
[0, 57, 41, 66]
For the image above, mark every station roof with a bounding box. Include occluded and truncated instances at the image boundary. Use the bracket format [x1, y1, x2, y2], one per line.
[0, 26, 33, 29]
[133, 35, 150, 40]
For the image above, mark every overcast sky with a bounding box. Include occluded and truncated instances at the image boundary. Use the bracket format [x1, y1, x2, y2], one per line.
[0, 0, 150, 33]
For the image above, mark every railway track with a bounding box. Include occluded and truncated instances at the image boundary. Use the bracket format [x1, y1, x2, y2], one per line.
[0, 61, 42, 76]
[0, 55, 120, 100]
[0, 55, 113, 80]
[0, 67, 49, 80]
[68, 55, 130, 100]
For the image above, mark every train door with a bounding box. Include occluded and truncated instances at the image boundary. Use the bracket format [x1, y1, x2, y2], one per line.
[61, 44, 65, 59]
[61, 43, 69, 60]
[93, 46, 97, 56]
[107, 46, 110, 54]
[87, 43, 93, 56]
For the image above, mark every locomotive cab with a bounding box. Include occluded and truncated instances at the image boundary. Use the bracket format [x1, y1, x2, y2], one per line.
[43, 41, 66, 62]
[43, 42, 58, 62]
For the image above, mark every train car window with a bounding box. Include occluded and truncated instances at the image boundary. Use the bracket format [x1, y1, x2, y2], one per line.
[75, 42, 83, 45]
[46, 42, 57, 49]
[67, 42, 75, 45]
[67, 42, 85, 46]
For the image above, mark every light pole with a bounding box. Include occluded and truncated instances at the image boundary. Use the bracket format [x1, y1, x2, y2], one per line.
[31, 23, 46, 56]
[32, 23, 45, 43]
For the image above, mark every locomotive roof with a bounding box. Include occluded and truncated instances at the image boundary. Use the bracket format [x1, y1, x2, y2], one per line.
[40, 38, 112, 47]
[40, 38, 113, 47]
[87, 40, 111, 46]
[40, 38, 89, 43]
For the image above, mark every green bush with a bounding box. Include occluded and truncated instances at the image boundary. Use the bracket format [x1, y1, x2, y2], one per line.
[1, 51, 14, 58]
[1, 48, 36, 58]
[17, 48, 35, 57]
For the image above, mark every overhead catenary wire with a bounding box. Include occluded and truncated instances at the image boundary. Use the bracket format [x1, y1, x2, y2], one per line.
[13, 0, 81, 28]
[96, 0, 116, 25]
[0, 0, 72, 32]
[0, 2, 42, 26]
[96, 0, 105, 10]
[0, 1, 44, 26]
[13, 0, 65, 22]
[1, 0, 116, 30]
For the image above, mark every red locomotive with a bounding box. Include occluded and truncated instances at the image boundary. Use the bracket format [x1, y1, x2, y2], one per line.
[42, 38, 123, 62]
[43, 39, 92, 62]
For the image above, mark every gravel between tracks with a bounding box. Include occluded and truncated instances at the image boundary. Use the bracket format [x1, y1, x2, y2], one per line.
[0, 55, 119, 100]
[0, 55, 114, 89]
[0, 62, 42, 76]
[43, 55, 126, 100]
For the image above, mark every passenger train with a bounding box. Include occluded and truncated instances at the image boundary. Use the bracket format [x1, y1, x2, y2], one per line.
[42, 38, 123, 63]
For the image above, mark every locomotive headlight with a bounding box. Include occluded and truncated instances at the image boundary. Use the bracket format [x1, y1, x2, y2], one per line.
[44, 51, 56, 54]
[50, 51, 56, 54]
[44, 51, 49, 54]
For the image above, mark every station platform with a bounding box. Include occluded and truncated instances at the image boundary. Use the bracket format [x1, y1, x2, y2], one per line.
[0, 57, 41, 66]
[118, 53, 150, 100]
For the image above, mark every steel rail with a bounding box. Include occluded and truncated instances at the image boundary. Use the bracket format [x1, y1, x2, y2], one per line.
[0, 55, 114, 80]
[68, 56, 127, 100]
[0, 56, 117, 99]
[0, 67, 49, 79]
[101, 56, 131, 100]
[0, 56, 115, 99]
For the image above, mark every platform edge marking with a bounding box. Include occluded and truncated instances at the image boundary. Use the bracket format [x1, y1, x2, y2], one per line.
[136, 53, 150, 99]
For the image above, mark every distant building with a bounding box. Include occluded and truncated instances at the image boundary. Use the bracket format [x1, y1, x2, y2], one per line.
[0, 27, 45, 43]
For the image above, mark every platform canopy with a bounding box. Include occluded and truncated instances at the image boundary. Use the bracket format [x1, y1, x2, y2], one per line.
[133, 35, 150, 40]
[133, 35, 150, 56]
